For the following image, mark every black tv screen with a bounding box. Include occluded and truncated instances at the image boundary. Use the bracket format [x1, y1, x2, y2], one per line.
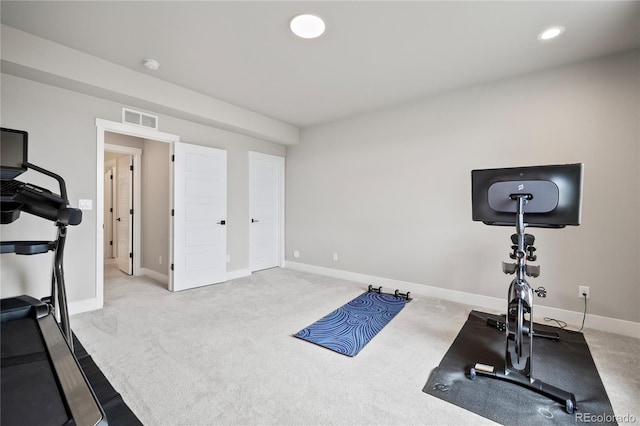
[471, 163, 583, 228]
[1, 128, 28, 180]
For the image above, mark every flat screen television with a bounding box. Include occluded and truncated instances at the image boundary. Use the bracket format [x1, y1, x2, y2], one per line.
[1, 128, 28, 180]
[471, 163, 583, 228]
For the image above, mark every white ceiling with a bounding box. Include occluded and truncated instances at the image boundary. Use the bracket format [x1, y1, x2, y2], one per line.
[1, 1, 639, 128]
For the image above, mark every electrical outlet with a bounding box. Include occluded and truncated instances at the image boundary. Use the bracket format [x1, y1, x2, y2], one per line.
[578, 285, 590, 299]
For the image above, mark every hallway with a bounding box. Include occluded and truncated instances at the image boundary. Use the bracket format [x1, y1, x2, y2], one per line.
[103, 259, 165, 304]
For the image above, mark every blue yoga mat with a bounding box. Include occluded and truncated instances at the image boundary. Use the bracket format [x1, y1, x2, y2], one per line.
[294, 291, 408, 357]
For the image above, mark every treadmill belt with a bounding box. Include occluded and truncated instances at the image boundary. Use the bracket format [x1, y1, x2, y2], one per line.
[1, 317, 69, 426]
[423, 310, 617, 425]
[1, 313, 141, 426]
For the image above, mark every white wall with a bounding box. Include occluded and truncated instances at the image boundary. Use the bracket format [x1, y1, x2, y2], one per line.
[286, 50, 640, 323]
[0, 73, 285, 305]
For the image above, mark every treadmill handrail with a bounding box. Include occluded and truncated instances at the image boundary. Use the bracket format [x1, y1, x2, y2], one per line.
[39, 314, 107, 426]
[26, 162, 69, 203]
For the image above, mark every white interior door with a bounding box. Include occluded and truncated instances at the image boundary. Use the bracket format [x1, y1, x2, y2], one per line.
[171, 142, 227, 291]
[249, 152, 284, 272]
[116, 155, 133, 274]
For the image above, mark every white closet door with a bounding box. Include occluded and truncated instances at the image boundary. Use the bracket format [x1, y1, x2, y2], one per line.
[249, 152, 284, 272]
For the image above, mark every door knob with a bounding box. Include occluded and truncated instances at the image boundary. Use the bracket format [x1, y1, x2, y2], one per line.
[217, 220, 226, 225]
[116, 217, 121, 222]
[251, 218, 259, 223]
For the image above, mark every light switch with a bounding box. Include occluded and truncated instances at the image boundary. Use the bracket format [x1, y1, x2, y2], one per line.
[78, 199, 93, 210]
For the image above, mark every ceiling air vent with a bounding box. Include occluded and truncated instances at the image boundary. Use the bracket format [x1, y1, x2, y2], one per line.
[122, 108, 158, 130]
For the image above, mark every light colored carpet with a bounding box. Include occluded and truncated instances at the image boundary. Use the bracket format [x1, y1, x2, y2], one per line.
[71, 264, 640, 425]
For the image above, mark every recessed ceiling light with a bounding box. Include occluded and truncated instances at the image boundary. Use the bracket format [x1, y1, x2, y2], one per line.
[290, 14, 325, 39]
[538, 26, 565, 41]
[143, 58, 160, 71]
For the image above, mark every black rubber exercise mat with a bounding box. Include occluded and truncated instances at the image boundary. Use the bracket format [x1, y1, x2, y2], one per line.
[74, 333, 143, 426]
[423, 310, 617, 425]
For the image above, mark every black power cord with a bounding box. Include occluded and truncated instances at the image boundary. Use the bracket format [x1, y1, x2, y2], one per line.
[578, 294, 587, 332]
[543, 293, 588, 332]
[543, 317, 567, 329]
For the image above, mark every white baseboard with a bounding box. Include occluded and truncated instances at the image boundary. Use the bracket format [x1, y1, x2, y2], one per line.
[141, 268, 169, 285]
[284, 261, 640, 339]
[69, 298, 99, 316]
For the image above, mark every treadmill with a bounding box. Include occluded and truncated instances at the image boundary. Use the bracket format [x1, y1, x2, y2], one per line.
[1, 128, 107, 426]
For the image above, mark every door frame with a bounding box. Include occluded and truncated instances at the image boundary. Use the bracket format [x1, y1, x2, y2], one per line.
[95, 118, 179, 309]
[249, 151, 285, 271]
[103, 160, 116, 259]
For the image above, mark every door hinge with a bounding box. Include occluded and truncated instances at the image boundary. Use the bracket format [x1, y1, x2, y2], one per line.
[171, 155, 175, 162]
[130, 208, 133, 215]
[130, 165, 134, 171]
[171, 209, 174, 216]
[109, 241, 113, 246]
[129, 252, 133, 259]
[171, 263, 174, 271]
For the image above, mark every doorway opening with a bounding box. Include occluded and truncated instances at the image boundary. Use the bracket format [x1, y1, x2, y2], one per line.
[95, 118, 179, 309]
